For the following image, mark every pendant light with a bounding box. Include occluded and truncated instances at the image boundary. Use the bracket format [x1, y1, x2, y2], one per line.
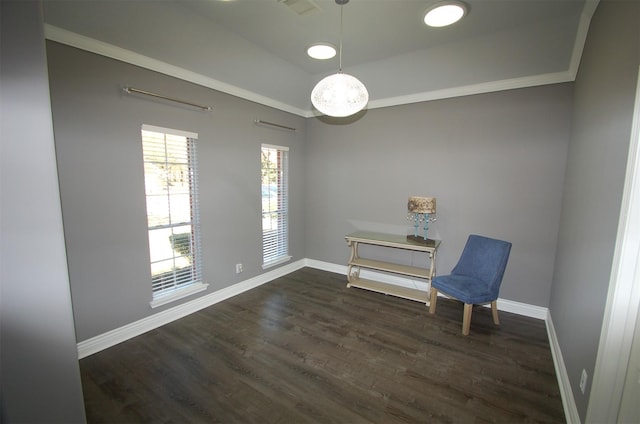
[311, 0, 368, 117]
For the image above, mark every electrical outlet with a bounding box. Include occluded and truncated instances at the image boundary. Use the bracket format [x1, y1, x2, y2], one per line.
[579, 369, 588, 394]
[235, 263, 243, 274]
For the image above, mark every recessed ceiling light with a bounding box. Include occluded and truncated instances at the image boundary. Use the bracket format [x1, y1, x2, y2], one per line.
[307, 43, 337, 60]
[424, 1, 467, 27]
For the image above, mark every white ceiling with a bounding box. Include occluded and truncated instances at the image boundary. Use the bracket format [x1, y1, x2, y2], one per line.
[42, 0, 597, 117]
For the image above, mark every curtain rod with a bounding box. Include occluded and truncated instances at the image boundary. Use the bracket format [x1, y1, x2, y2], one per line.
[254, 119, 296, 132]
[123, 87, 212, 112]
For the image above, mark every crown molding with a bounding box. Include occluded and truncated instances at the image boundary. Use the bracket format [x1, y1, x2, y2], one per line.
[46, 0, 596, 119]
[568, 0, 600, 80]
[44, 24, 309, 117]
[366, 71, 575, 111]
[369, 0, 599, 112]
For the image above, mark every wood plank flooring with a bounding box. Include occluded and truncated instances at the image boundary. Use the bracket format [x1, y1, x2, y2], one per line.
[80, 268, 565, 423]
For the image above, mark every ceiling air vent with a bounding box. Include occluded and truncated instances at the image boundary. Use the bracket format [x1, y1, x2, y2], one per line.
[278, 0, 321, 16]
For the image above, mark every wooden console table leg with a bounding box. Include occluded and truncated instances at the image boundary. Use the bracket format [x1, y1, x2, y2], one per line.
[428, 250, 436, 289]
[346, 240, 360, 287]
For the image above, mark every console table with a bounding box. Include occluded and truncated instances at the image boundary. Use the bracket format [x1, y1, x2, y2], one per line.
[345, 231, 440, 305]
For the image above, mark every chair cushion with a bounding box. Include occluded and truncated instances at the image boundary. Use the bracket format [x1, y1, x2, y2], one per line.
[431, 274, 497, 304]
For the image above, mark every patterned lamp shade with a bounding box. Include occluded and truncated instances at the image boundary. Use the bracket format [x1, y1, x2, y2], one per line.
[311, 72, 369, 117]
[408, 197, 436, 214]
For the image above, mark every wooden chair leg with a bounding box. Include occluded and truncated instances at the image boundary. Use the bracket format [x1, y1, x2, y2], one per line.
[429, 288, 438, 314]
[462, 303, 473, 335]
[491, 300, 500, 325]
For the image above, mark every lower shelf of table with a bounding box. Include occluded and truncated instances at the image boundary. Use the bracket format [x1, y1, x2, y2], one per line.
[347, 277, 430, 305]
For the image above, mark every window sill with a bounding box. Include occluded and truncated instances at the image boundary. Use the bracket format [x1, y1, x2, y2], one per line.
[262, 255, 292, 270]
[149, 282, 209, 308]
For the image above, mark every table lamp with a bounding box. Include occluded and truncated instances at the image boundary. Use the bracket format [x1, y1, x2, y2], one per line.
[407, 196, 436, 243]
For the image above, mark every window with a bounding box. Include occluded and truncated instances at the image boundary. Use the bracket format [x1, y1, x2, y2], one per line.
[261, 144, 290, 267]
[141, 125, 206, 307]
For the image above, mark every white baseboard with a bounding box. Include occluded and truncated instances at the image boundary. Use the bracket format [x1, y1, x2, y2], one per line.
[78, 258, 574, 420]
[303, 258, 347, 275]
[78, 258, 547, 355]
[77, 259, 306, 359]
[305, 259, 548, 320]
[494, 297, 548, 320]
[546, 312, 581, 424]
[309, 259, 575, 420]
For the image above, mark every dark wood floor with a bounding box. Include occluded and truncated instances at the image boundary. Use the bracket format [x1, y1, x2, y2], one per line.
[80, 268, 565, 423]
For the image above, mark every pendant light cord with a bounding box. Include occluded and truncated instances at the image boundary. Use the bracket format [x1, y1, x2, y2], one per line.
[339, 4, 343, 72]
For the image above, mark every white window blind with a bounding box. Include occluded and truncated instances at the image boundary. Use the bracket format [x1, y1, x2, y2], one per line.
[261, 144, 290, 267]
[141, 125, 204, 303]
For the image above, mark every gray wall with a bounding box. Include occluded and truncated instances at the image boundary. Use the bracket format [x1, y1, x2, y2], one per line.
[550, 0, 640, 421]
[305, 85, 573, 308]
[5, 0, 637, 420]
[46, 42, 307, 342]
[0, 1, 86, 422]
[47, 40, 574, 341]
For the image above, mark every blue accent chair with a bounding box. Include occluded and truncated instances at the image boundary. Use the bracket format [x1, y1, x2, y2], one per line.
[429, 235, 512, 335]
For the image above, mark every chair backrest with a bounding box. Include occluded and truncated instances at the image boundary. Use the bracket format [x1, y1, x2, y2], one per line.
[451, 235, 512, 295]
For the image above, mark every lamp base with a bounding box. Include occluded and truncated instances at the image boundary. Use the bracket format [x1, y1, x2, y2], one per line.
[406, 235, 436, 246]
